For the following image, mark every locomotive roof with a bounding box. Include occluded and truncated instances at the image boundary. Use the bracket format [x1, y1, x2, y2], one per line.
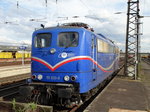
[35, 22, 94, 32]
[35, 26, 86, 32]
[61, 22, 90, 27]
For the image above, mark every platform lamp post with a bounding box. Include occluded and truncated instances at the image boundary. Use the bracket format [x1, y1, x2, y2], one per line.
[19, 46, 27, 66]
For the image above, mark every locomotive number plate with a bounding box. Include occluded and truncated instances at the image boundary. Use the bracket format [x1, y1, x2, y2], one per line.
[46, 76, 60, 80]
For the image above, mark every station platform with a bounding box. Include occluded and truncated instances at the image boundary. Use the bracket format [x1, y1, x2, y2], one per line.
[84, 61, 150, 112]
[0, 64, 30, 85]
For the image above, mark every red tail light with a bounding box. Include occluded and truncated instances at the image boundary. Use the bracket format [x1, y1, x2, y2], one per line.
[32, 75, 36, 79]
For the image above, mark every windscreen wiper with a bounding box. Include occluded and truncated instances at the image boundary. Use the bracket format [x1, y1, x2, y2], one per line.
[65, 38, 76, 48]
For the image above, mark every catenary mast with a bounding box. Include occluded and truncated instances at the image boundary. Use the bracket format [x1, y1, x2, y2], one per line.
[124, 0, 141, 79]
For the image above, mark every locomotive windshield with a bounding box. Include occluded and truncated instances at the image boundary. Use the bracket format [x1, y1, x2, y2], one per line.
[58, 32, 78, 47]
[34, 33, 52, 48]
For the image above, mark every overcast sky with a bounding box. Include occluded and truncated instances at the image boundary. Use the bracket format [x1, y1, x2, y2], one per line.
[0, 0, 150, 52]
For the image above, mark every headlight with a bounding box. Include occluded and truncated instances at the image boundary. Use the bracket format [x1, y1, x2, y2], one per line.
[64, 75, 70, 81]
[71, 75, 77, 81]
[50, 48, 56, 54]
[37, 74, 43, 80]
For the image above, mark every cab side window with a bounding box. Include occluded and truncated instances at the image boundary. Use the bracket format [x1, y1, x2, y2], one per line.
[97, 39, 108, 53]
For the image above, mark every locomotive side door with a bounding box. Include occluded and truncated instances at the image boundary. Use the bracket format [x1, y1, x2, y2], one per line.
[91, 35, 97, 81]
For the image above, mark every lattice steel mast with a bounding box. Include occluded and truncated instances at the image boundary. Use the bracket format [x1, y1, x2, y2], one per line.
[124, 0, 141, 79]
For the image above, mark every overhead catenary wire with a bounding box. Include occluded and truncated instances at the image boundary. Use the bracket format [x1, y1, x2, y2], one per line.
[79, 0, 92, 12]
[79, 0, 104, 22]
[4, 0, 45, 17]
[45, 0, 47, 7]
[17, 1, 19, 9]
[79, 0, 105, 16]
[1, 0, 49, 25]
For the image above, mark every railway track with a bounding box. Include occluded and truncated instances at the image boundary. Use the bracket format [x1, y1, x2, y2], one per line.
[0, 80, 27, 98]
[142, 58, 150, 65]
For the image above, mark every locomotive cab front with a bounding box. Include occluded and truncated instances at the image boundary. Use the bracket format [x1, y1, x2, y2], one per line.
[25, 26, 93, 107]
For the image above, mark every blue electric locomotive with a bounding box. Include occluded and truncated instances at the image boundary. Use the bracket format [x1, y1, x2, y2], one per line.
[22, 23, 119, 107]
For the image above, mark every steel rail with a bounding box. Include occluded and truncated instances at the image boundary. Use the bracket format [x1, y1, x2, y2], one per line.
[142, 58, 150, 65]
[0, 80, 27, 97]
